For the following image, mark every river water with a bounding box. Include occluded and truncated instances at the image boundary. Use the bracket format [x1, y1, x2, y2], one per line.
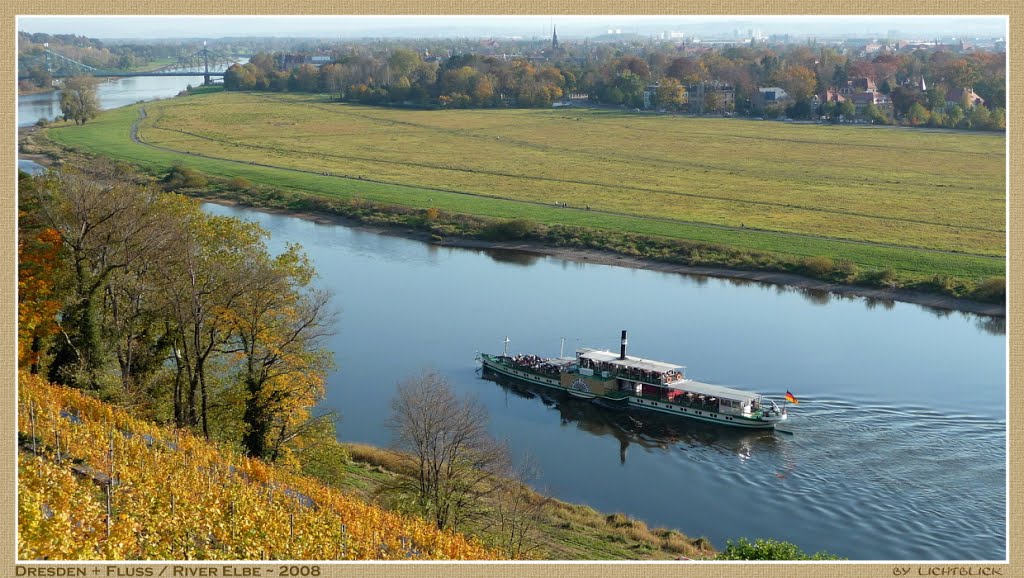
[202, 203, 1005, 561]
[17, 79, 1006, 561]
[18, 74, 207, 127]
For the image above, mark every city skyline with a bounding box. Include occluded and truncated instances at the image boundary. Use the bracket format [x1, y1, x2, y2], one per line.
[18, 15, 1007, 41]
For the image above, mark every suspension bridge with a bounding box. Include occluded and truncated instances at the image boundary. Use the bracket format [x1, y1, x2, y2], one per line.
[18, 43, 245, 85]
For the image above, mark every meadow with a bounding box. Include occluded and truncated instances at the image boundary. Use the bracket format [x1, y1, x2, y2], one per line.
[46, 91, 1006, 282]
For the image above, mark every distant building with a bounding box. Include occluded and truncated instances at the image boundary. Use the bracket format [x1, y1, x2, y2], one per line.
[839, 78, 877, 95]
[811, 89, 846, 109]
[758, 86, 789, 103]
[849, 91, 892, 115]
[947, 87, 985, 108]
[277, 53, 333, 69]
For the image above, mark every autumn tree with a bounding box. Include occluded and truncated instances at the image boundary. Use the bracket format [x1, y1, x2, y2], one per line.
[17, 174, 63, 375]
[158, 201, 267, 434]
[781, 65, 818, 103]
[59, 76, 100, 125]
[666, 56, 706, 85]
[654, 77, 686, 110]
[907, 102, 930, 126]
[25, 164, 175, 391]
[226, 243, 335, 460]
[386, 370, 510, 531]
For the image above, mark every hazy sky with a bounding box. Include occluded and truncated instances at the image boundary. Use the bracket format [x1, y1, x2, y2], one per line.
[17, 15, 1007, 40]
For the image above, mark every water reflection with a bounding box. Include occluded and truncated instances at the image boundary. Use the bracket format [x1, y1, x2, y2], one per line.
[864, 296, 897, 310]
[975, 315, 1006, 335]
[482, 248, 543, 267]
[799, 287, 832, 306]
[485, 373, 778, 465]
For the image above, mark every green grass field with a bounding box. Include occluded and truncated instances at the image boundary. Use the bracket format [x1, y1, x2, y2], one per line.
[46, 92, 1006, 280]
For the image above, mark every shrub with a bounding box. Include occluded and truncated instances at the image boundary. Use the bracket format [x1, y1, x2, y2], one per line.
[228, 176, 252, 190]
[835, 259, 859, 282]
[972, 276, 1005, 303]
[480, 218, 538, 241]
[605, 513, 632, 528]
[299, 439, 351, 487]
[717, 538, 844, 560]
[163, 164, 208, 190]
[802, 256, 834, 277]
[866, 266, 899, 287]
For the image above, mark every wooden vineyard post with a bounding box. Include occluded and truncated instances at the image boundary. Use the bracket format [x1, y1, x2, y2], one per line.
[289, 511, 295, 559]
[29, 400, 37, 456]
[339, 523, 347, 559]
[52, 410, 60, 464]
[105, 481, 112, 540]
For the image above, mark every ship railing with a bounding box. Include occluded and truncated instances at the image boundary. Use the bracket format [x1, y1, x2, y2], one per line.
[610, 372, 681, 388]
[633, 392, 720, 410]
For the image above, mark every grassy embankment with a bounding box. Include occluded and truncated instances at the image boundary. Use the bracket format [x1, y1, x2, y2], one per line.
[43, 91, 1006, 299]
[18, 376, 711, 560]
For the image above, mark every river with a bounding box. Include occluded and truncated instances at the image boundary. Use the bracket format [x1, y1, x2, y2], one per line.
[201, 203, 1005, 561]
[17, 79, 1006, 561]
[18, 74, 208, 127]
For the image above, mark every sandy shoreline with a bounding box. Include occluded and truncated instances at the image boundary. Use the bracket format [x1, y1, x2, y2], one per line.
[197, 197, 1005, 318]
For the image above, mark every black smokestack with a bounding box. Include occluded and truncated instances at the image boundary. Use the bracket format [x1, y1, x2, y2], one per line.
[620, 330, 627, 360]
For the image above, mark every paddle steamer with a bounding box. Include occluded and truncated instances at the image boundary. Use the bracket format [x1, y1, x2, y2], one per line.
[479, 331, 788, 429]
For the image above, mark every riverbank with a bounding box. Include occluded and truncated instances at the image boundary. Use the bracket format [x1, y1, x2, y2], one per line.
[197, 195, 1005, 317]
[17, 84, 56, 96]
[42, 96, 1006, 297]
[331, 442, 717, 560]
[25, 103, 1005, 316]
[17, 136, 1004, 317]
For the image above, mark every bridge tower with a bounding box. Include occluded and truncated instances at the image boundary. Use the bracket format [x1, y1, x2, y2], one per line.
[201, 41, 212, 85]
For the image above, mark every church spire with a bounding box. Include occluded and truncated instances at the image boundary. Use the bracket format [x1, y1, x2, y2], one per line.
[552, 25, 559, 50]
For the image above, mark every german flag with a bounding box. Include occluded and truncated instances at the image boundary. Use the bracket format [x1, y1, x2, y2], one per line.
[785, 391, 800, 404]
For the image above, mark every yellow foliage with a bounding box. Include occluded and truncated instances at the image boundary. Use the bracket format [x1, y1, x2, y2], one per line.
[17, 373, 500, 560]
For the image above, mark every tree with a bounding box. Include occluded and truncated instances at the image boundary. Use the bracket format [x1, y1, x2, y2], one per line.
[654, 77, 685, 110]
[864, 102, 888, 124]
[227, 243, 335, 460]
[820, 100, 837, 121]
[967, 104, 992, 130]
[59, 76, 100, 125]
[925, 84, 947, 111]
[907, 102, 930, 126]
[703, 90, 723, 113]
[385, 370, 510, 531]
[838, 99, 856, 120]
[666, 56, 706, 85]
[781, 65, 818, 102]
[25, 164, 175, 390]
[946, 104, 965, 129]
[488, 454, 549, 559]
[158, 202, 266, 433]
[17, 175, 64, 376]
[989, 106, 1005, 130]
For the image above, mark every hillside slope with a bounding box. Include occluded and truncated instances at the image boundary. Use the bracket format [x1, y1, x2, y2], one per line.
[17, 374, 499, 560]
